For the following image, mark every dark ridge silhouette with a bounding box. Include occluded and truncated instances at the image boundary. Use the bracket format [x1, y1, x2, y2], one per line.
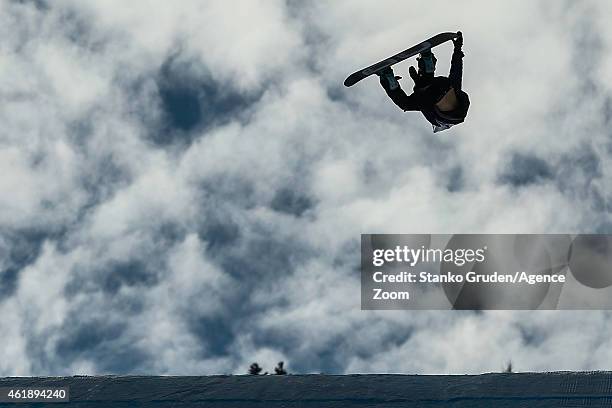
[1, 372, 611, 407]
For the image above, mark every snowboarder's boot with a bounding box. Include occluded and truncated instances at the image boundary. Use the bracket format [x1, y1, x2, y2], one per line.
[377, 67, 401, 91]
[417, 49, 437, 77]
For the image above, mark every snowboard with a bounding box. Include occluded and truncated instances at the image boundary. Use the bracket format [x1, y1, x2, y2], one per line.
[343, 32, 458, 87]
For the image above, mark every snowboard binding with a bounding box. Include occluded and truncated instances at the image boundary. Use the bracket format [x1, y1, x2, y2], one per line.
[377, 67, 401, 91]
[417, 50, 437, 76]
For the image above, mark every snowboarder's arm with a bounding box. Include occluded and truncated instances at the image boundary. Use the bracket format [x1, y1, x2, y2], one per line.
[449, 32, 464, 91]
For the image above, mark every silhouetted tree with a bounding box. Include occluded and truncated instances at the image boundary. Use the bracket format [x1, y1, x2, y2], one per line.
[274, 361, 287, 375]
[249, 363, 263, 375]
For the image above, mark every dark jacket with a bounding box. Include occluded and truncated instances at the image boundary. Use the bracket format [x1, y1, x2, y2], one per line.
[381, 48, 469, 132]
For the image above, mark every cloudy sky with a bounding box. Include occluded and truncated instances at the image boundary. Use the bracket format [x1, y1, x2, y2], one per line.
[1, 0, 612, 376]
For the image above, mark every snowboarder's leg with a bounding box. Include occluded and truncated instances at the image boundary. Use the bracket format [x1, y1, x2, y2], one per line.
[377, 67, 422, 112]
[409, 50, 436, 90]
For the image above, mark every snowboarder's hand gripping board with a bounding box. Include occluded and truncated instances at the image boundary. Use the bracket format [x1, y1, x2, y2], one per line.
[343, 32, 458, 87]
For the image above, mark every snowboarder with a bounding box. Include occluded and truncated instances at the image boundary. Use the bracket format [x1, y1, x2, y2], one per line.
[378, 31, 469, 132]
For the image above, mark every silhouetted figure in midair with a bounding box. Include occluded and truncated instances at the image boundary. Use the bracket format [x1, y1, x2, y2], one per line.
[378, 31, 469, 132]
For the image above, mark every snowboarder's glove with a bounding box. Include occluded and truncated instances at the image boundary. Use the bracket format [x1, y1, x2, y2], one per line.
[453, 31, 463, 50]
[409, 65, 428, 88]
[409, 66, 419, 83]
[378, 67, 401, 91]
